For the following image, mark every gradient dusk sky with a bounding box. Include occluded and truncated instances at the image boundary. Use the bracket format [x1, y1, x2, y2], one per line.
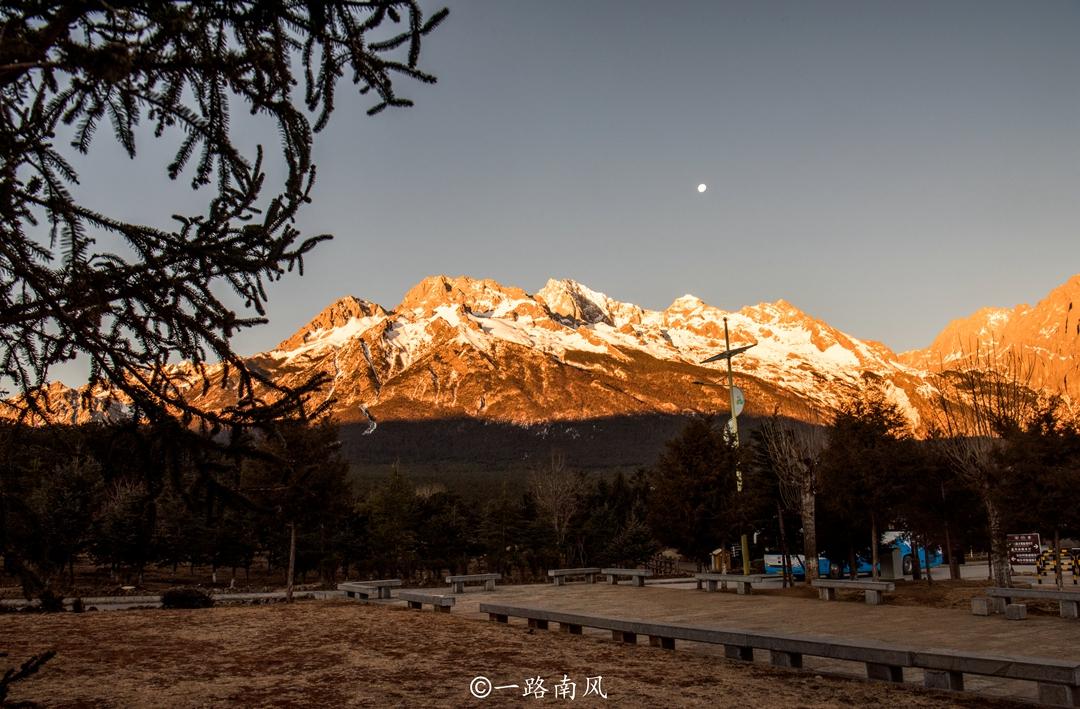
[54, 0, 1080, 384]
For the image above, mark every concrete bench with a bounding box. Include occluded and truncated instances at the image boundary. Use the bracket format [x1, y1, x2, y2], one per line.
[695, 573, 771, 595]
[398, 591, 455, 613]
[338, 579, 401, 600]
[812, 578, 896, 605]
[478, 602, 1080, 706]
[446, 573, 500, 593]
[601, 568, 654, 587]
[548, 567, 602, 586]
[914, 648, 1080, 705]
[976, 587, 1080, 619]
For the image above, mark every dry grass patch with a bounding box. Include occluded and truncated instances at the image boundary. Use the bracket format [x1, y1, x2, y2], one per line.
[1, 600, 1034, 708]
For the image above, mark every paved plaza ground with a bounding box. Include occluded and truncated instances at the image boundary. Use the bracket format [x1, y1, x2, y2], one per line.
[1, 576, 1072, 707]
[450, 577, 1078, 701]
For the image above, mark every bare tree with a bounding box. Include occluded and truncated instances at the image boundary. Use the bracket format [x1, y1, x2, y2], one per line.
[528, 452, 581, 566]
[759, 406, 827, 582]
[933, 346, 1041, 588]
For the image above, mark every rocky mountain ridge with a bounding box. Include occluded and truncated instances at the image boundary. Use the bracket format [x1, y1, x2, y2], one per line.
[900, 274, 1080, 397]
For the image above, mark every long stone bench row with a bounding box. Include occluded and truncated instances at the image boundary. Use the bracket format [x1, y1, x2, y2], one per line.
[478, 602, 1080, 707]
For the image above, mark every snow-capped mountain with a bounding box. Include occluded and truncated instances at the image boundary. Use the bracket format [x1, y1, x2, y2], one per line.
[238, 274, 933, 429]
[15, 273, 1080, 436]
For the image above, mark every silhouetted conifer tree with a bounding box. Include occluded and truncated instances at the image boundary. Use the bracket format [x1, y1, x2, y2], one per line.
[0, 2, 447, 429]
[0, 0, 446, 600]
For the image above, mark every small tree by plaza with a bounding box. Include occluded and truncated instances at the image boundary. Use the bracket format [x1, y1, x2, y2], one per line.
[572, 470, 656, 568]
[818, 383, 909, 580]
[414, 488, 477, 577]
[477, 480, 527, 579]
[244, 419, 351, 601]
[933, 348, 1042, 588]
[91, 478, 156, 585]
[1, 439, 104, 598]
[25, 454, 104, 588]
[647, 417, 746, 568]
[758, 406, 827, 581]
[527, 452, 582, 566]
[363, 464, 420, 578]
[893, 437, 983, 582]
[996, 397, 1080, 589]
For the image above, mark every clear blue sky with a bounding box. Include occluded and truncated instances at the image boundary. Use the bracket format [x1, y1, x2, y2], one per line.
[54, 0, 1080, 384]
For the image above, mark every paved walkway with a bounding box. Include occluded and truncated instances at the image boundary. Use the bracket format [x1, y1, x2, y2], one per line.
[425, 579, 1080, 703]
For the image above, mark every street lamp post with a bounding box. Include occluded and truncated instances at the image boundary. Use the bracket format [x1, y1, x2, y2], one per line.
[700, 316, 756, 576]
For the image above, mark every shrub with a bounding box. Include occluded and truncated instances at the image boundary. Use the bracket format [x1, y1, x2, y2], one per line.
[38, 590, 65, 613]
[161, 588, 214, 609]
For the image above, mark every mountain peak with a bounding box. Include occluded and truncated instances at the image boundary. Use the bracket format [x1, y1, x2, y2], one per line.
[277, 296, 386, 350]
[398, 275, 529, 316]
[535, 278, 615, 325]
[743, 298, 812, 322]
[667, 294, 706, 312]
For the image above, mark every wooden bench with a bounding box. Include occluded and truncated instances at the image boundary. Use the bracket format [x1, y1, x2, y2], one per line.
[338, 579, 401, 600]
[601, 568, 654, 587]
[812, 578, 896, 606]
[695, 573, 771, 595]
[478, 602, 1080, 706]
[446, 573, 500, 593]
[398, 591, 455, 613]
[548, 567, 602, 586]
[975, 587, 1080, 619]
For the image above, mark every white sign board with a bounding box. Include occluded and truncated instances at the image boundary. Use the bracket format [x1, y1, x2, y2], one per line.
[731, 386, 745, 417]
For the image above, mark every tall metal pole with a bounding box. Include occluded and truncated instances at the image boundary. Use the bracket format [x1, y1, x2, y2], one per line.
[724, 317, 751, 576]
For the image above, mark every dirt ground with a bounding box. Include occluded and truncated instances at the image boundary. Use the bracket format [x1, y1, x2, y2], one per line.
[1, 600, 1030, 708]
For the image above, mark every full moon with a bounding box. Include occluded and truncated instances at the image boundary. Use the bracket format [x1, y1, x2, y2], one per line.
[697, 183, 707, 193]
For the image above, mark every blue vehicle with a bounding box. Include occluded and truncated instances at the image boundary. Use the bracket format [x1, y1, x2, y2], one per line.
[764, 532, 943, 578]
